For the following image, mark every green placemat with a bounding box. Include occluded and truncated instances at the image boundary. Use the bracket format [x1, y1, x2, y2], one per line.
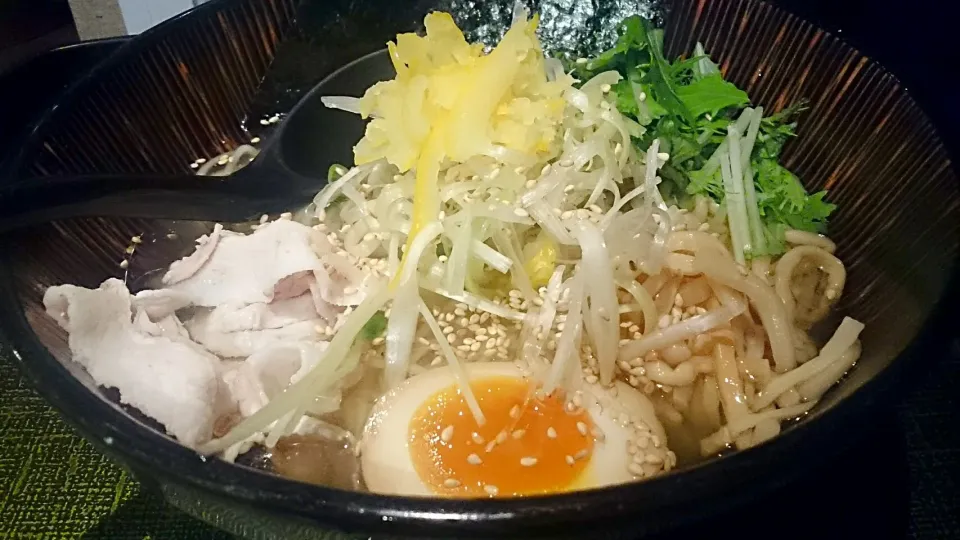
[0, 345, 231, 539]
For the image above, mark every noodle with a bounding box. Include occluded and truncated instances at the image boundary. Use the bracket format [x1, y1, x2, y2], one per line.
[694, 248, 796, 372]
[784, 229, 837, 253]
[752, 317, 864, 410]
[714, 343, 749, 422]
[677, 277, 712, 307]
[774, 245, 846, 325]
[797, 340, 862, 401]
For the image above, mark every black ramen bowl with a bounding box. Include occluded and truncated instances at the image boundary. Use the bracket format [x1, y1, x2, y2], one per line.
[0, 0, 957, 538]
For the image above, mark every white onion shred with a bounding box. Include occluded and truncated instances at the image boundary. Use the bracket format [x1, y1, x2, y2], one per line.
[418, 302, 486, 425]
[320, 95, 362, 115]
[544, 272, 584, 394]
[571, 221, 619, 384]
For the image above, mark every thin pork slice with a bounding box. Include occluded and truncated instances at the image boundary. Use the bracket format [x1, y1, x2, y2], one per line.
[221, 342, 332, 418]
[163, 224, 230, 285]
[186, 309, 321, 358]
[167, 220, 324, 307]
[133, 310, 190, 341]
[132, 289, 192, 319]
[43, 278, 222, 448]
[201, 294, 320, 334]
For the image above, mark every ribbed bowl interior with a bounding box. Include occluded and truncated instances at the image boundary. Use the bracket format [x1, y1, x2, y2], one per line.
[1, 0, 957, 534]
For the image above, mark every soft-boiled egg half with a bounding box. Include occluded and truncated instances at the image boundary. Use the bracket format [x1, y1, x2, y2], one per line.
[360, 362, 674, 498]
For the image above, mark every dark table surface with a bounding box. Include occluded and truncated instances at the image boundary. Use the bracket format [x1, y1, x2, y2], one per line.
[1, 0, 959, 538]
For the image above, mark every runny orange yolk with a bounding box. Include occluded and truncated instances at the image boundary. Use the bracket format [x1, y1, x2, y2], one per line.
[408, 376, 594, 497]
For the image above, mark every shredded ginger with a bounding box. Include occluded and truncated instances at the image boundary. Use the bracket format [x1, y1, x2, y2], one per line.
[355, 11, 572, 262]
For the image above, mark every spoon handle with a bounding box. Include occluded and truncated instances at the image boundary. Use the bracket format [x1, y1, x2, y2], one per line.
[0, 174, 267, 232]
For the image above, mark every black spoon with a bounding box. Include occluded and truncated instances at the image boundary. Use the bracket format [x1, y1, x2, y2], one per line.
[0, 50, 395, 232]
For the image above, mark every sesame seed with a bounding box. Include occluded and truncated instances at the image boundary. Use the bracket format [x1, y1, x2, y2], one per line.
[472, 432, 485, 445]
[444, 479, 461, 488]
[509, 405, 520, 419]
[520, 457, 538, 467]
[250, 137, 261, 144]
[585, 374, 598, 384]
[259, 119, 270, 125]
[574, 449, 589, 460]
[576, 422, 588, 436]
[441, 425, 454, 443]
[467, 453, 483, 465]
[485, 440, 497, 453]
[512, 429, 526, 440]
[496, 431, 508, 444]
[119, 260, 129, 269]
[190, 162, 199, 169]
[565, 455, 575, 465]
[547, 427, 558, 439]
[657, 152, 670, 161]
[629, 463, 646, 476]
[514, 208, 529, 218]
[484, 485, 499, 496]
[573, 394, 583, 408]
[600, 83, 612, 92]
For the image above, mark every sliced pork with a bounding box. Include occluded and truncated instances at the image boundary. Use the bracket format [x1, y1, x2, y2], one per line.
[132, 289, 192, 319]
[221, 342, 332, 418]
[186, 309, 321, 358]
[166, 220, 325, 307]
[163, 224, 228, 285]
[43, 279, 222, 448]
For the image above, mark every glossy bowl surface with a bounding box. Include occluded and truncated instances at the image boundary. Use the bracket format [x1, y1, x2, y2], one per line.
[0, 0, 957, 538]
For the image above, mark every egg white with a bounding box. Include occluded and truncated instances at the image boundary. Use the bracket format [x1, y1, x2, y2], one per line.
[360, 362, 669, 497]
